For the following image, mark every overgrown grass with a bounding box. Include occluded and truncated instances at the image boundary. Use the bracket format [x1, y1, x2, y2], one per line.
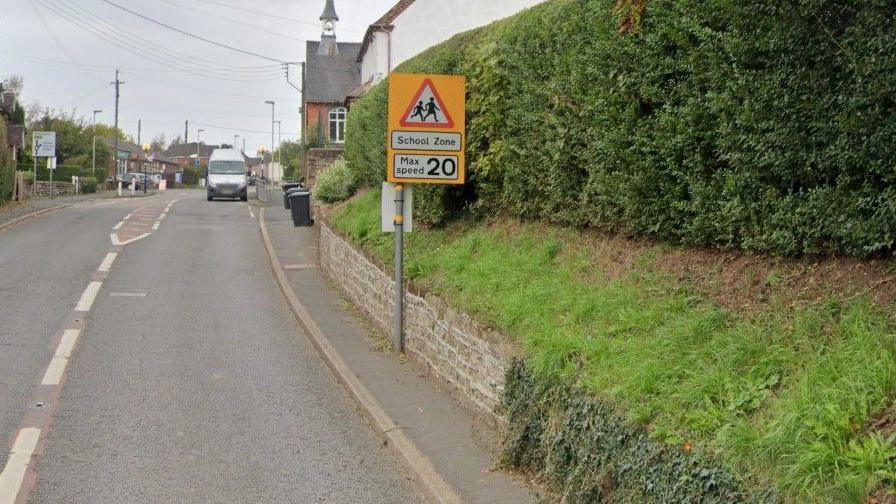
[331, 189, 896, 502]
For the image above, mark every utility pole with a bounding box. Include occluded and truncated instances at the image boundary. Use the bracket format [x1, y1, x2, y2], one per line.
[92, 109, 102, 178]
[137, 119, 141, 147]
[184, 120, 189, 144]
[265, 100, 275, 182]
[112, 70, 123, 182]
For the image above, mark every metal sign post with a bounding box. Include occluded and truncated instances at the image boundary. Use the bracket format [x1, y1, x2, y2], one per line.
[393, 185, 405, 351]
[386, 73, 466, 352]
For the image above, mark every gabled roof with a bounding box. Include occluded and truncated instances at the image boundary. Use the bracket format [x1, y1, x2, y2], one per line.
[305, 41, 362, 103]
[358, 0, 416, 62]
[100, 137, 143, 157]
[374, 0, 416, 27]
[161, 142, 218, 159]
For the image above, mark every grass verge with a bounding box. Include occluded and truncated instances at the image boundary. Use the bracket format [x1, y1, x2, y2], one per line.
[330, 189, 896, 502]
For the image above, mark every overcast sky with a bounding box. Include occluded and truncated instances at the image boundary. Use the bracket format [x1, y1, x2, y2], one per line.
[1, 0, 395, 152]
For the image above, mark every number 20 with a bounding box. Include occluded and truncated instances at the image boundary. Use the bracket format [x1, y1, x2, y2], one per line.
[427, 158, 457, 177]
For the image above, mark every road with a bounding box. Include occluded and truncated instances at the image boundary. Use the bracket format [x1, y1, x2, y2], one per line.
[0, 191, 420, 503]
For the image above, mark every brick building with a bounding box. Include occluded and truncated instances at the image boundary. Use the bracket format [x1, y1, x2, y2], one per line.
[303, 40, 361, 146]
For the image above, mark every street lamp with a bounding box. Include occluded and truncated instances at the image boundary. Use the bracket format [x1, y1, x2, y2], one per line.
[258, 145, 268, 181]
[196, 128, 205, 164]
[92, 110, 103, 177]
[141, 143, 150, 194]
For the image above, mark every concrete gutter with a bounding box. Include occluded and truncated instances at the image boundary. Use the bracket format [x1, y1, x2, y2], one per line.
[258, 207, 462, 504]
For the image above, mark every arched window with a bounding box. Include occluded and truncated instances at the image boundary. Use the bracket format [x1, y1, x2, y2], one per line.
[329, 107, 347, 143]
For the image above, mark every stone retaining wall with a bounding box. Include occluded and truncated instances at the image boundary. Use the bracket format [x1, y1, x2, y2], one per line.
[31, 181, 75, 197]
[319, 222, 514, 415]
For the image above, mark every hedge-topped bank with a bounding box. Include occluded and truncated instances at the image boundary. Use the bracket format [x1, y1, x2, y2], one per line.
[331, 189, 896, 503]
[345, 0, 896, 257]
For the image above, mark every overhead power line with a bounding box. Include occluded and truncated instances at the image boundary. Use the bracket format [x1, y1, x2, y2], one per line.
[34, 0, 284, 79]
[95, 0, 294, 64]
[191, 120, 298, 137]
[154, 0, 309, 43]
[191, 0, 361, 33]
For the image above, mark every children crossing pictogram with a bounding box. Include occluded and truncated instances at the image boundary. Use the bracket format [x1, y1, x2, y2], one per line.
[399, 78, 455, 128]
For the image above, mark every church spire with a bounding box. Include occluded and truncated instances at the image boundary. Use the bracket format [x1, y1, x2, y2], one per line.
[318, 0, 340, 56]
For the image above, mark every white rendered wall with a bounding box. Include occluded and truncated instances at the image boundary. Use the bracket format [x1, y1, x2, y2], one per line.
[360, 0, 545, 84]
[360, 31, 390, 84]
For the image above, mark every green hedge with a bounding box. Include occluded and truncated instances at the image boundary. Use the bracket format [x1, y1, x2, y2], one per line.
[345, 0, 896, 257]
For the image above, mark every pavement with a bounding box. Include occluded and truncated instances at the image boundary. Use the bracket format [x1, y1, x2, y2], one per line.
[0, 189, 421, 503]
[0, 190, 153, 229]
[261, 194, 538, 503]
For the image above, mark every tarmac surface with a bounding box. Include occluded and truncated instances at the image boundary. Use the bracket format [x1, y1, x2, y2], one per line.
[0, 191, 420, 503]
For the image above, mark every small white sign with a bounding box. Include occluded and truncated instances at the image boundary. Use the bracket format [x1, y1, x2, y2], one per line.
[381, 182, 413, 233]
[391, 131, 462, 152]
[33, 131, 56, 157]
[46, 157, 57, 170]
[392, 154, 459, 182]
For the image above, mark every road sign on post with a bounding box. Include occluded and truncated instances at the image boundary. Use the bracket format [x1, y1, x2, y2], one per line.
[387, 73, 466, 354]
[388, 74, 466, 185]
[32, 132, 56, 157]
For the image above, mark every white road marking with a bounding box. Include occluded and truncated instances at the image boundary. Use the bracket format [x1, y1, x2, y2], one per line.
[117, 233, 151, 246]
[0, 428, 41, 504]
[55, 329, 80, 357]
[152, 222, 160, 231]
[41, 329, 81, 385]
[109, 292, 147, 298]
[75, 282, 103, 312]
[113, 221, 124, 230]
[98, 253, 118, 272]
[123, 213, 133, 221]
[110, 233, 120, 245]
[249, 208, 255, 218]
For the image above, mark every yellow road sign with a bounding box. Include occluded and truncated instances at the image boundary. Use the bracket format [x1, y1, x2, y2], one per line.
[387, 73, 465, 185]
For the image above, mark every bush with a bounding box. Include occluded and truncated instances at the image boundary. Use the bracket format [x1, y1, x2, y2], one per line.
[0, 119, 13, 203]
[345, 0, 896, 257]
[182, 166, 202, 186]
[314, 158, 356, 203]
[79, 177, 98, 194]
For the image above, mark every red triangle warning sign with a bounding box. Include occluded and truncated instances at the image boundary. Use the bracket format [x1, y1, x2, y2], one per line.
[399, 79, 455, 129]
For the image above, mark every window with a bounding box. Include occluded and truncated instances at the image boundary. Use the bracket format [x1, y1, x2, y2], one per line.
[329, 107, 346, 143]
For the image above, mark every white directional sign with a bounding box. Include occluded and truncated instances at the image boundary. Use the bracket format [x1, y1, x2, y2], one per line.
[32, 131, 56, 157]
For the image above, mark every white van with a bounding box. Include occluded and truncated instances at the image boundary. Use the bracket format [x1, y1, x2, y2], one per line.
[206, 149, 248, 201]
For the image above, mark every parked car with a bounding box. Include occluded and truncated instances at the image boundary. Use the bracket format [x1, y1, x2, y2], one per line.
[117, 173, 158, 190]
